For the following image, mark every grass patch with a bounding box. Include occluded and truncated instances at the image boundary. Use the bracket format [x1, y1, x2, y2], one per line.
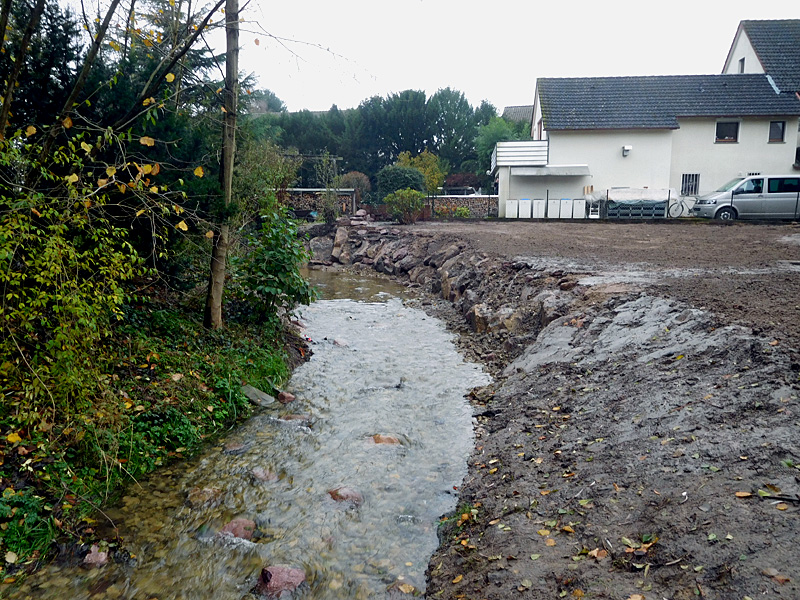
[0, 296, 296, 583]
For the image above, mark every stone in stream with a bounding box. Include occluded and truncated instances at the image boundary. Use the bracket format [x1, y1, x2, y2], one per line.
[254, 565, 306, 598]
[186, 486, 222, 507]
[277, 391, 295, 404]
[82, 544, 108, 568]
[328, 487, 363, 506]
[250, 466, 279, 482]
[222, 441, 250, 455]
[219, 518, 256, 540]
[241, 384, 275, 407]
[370, 434, 401, 445]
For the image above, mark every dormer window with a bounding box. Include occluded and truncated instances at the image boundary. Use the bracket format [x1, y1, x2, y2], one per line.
[738, 57, 745, 73]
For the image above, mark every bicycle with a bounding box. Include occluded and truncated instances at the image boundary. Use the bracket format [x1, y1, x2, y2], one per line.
[668, 197, 692, 218]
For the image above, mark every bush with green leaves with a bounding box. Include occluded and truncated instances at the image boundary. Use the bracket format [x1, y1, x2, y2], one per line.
[233, 209, 316, 318]
[376, 165, 425, 200]
[384, 188, 427, 224]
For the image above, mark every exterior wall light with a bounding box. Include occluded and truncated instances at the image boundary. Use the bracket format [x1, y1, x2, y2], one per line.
[622, 145, 632, 157]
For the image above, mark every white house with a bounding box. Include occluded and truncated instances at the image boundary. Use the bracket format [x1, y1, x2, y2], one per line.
[493, 19, 800, 218]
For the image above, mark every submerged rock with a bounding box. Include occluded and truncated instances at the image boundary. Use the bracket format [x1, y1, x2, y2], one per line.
[370, 434, 401, 445]
[277, 391, 296, 404]
[220, 518, 256, 540]
[222, 441, 250, 455]
[82, 544, 108, 568]
[251, 467, 279, 482]
[186, 486, 223, 507]
[328, 487, 363, 506]
[254, 565, 306, 598]
[241, 384, 275, 407]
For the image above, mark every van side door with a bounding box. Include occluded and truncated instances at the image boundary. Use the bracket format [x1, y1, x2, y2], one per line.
[731, 177, 764, 218]
[765, 177, 800, 218]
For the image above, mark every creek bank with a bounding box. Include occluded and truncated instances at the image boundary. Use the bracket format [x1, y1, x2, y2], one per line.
[307, 222, 800, 599]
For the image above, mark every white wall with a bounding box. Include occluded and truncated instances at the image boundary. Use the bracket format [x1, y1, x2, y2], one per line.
[670, 117, 800, 194]
[548, 129, 673, 192]
[508, 174, 593, 202]
[723, 33, 764, 74]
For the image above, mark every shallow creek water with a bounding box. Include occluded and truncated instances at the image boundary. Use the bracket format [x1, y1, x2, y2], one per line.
[11, 269, 488, 599]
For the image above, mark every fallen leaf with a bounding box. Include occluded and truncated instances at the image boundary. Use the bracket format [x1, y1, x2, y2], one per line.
[537, 529, 550, 536]
[769, 340, 779, 346]
[776, 503, 788, 511]
[4, 551, 17, 564]
[397, 583, 415, 594]
[562, 525, 575, 533]
[765, 483, 781, 493]
[545, 538, 556, 547]
[451, 574, 462, 584]
[170, 373, 184, 382]
[6, 433, 21, 444]
[735, 491, 752, 498]
[762, 568, 779, 577]
[530, 554, 541, 561]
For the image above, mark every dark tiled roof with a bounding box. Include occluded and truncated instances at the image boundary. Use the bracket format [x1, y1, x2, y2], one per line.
[501, 105, 533, 122]
[538, 75, 800, 130]
[741, 19, 800, 92]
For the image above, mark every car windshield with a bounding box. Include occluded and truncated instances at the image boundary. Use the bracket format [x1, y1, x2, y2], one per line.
[715, 178, 745, 192]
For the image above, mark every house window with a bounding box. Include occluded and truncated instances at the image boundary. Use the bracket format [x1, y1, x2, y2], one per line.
[738, 57, 745, 73]
[769, 121, 786, 143]
[681, 174, 700, 196]
[715, 121, 739, 143]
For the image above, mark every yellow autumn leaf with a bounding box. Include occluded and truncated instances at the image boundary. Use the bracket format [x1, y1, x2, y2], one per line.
[135, 209, 145, 217]
[63, 116, 73, 129]
[205, 230, 214, 238]
[6, 433, 22, 444]
[108, 40, 120, 51]
[84, 200, 92, 209]
[139, 136, 155, 147]
[150, 186, 158, 193]
[81, 141, 92, 153]
[172, 204, 184, 214]
[451, 575, 463, 584]
[151, 163, 161, 175]
[143, 164, 153, 174]
[25, 125, 36, 137]
[97, 178, 107, 187]
[65, 173, 79, 184]
[106, 166, 116, 177]
[545, 538, 556, 546]
[165, 73, 175, 82]
[142, 97, 154, 106]
[193, 166, 204, 178]
[175, 220, 188, 231]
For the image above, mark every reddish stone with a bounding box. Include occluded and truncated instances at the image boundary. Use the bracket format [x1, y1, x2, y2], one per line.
[279, 413, 309, 421]
[277, 391, 295, 404]
[328, 487, 363, 506]
[220, 518, 256, 540]
[83, 544, 108, 568]
[370, 434, 401, 445]
[222, 441, 250, 455]
[254, 565, 306, 598]
[251, 467, 279, 482]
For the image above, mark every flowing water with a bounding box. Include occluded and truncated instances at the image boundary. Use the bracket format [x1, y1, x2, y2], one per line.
[10, 269, 488, 599]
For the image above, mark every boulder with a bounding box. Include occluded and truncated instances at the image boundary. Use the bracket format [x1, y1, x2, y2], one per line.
[308, 236, 334, 262]
[466, 303, 491, 334]
[220, 518, 256, 540]
[254, 566, 306, 598]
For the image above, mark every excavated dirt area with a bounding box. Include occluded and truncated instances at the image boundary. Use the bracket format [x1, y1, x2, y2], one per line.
[397, 221, 800, 600]
[311, 218, 800, 600]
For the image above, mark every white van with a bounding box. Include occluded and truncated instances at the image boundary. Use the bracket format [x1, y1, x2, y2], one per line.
[692, 175, 800, 220]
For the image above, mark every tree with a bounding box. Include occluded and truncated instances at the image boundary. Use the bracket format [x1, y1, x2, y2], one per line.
[426, 87, 474, 169]
[475, 116, 523, 182]
[204, 0, 239, 329]
[382, 90, 429, 161]
[397, 149, 447, 197]
[376, 164, 425, 200]
[340, 171, 371, 204]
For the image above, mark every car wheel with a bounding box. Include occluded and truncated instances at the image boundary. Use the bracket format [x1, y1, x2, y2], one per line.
[715, 207, 737, 221]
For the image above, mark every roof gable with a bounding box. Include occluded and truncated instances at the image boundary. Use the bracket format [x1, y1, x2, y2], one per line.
[740, 20, 800, 92]
[537, 74, 800, 131]
[501, 105, 534, 123]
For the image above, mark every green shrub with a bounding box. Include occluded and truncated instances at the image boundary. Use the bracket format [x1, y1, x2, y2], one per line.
[376, 165, 425, 199]
[384, 188, 427, 224]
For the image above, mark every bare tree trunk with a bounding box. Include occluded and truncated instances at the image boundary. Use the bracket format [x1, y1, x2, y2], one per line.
[203, 0, 238, 329]
[0, 0, 14, 56]
[0, 0, 46, 138]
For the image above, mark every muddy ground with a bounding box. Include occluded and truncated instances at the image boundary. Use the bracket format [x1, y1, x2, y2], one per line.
[316, 219, 800, 600]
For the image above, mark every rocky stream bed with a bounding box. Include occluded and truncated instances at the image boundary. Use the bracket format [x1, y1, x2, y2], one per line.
[307, 216, 800, 600]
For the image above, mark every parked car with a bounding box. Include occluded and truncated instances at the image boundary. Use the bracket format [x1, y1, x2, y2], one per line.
[692, 175, 800, 220]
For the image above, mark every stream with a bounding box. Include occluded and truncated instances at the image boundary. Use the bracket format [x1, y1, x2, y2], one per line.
[10, 269, 489, 599]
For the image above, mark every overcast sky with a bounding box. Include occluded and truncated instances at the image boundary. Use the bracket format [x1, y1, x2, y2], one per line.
[234, 0, 796, 113]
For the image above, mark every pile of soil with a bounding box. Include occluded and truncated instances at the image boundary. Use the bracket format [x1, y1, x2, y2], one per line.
[319, 219, 800, 599]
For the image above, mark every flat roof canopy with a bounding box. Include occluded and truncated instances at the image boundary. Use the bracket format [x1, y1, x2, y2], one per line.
[510, 165, 590, 177]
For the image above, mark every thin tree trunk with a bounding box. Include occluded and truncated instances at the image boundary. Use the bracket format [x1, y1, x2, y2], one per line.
[0, 0, 14, 56]
[203, 0, 238, 329]
[0, 0, 46, 138]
